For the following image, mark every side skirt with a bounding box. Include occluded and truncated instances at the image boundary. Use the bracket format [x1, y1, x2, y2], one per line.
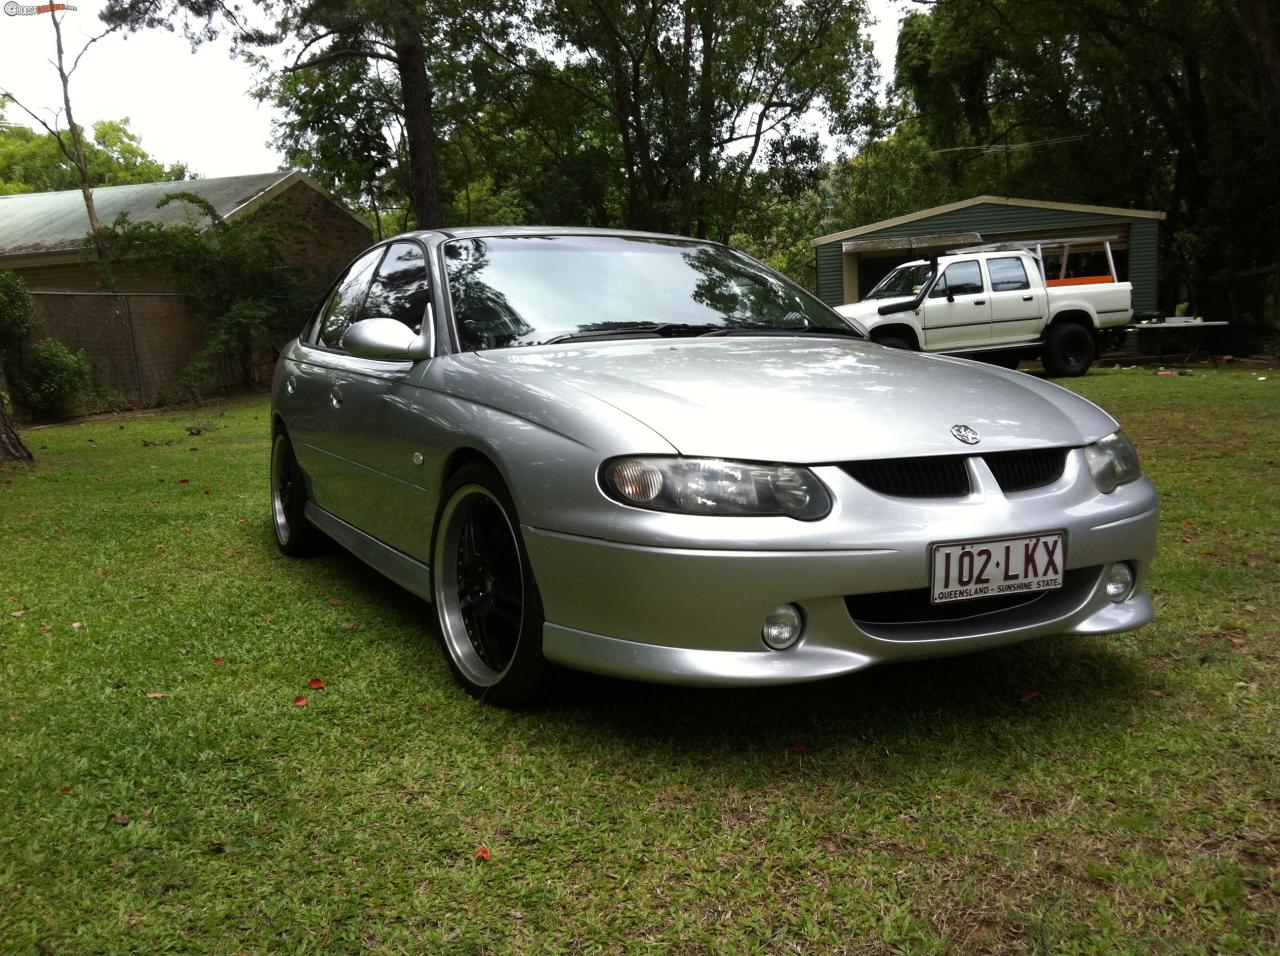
[304, 502, 433, 602]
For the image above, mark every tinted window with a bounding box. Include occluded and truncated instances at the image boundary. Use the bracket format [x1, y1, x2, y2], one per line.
[987, 257, 1030, 292]
[363, 241, 430, 331]
[443, 235, 853, 351]
[930, 260, 984, 298]
[317, 247, 384, 349]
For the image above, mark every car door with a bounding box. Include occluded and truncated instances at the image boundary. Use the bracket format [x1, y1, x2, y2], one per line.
[985, 255, 1046, 345]
[920, 259, 992, 350]
[298, 241, 436, 556]
[287, 246, 385, 506]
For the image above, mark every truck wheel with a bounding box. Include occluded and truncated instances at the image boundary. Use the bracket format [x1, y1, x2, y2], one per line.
[1043, 323, 1095, 377]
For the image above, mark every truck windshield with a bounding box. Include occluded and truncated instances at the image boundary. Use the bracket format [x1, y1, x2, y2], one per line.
[865, 264, 935, 300]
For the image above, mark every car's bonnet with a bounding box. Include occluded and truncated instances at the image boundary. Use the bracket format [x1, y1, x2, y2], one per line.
[467, 338, 1117, 462]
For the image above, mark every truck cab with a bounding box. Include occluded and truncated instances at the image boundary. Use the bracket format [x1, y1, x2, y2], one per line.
[837, 241, 1133, 376]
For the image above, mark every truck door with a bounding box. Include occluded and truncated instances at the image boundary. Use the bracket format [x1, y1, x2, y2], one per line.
[921, 259, 991, 349]
[986, 255, 1046, 345]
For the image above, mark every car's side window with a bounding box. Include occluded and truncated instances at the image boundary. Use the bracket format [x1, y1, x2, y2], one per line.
[987, 257, 1031, 292]
[315, 247, 386, 349]
[930, 260, 984, 298]
[362, 241, 431, 332]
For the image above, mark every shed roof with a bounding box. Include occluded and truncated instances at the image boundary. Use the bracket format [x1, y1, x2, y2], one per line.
[811, 195, 1167, 247]
[0, 170, 360, 259]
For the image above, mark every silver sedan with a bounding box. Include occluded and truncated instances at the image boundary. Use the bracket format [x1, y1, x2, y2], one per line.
[270, 228, 1157, 703]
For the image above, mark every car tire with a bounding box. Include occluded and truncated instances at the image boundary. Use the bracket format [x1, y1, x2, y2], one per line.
[432, 462, 555, 705]
[270, 430, 322, 557]
[875, 333, 913, 350]
[1043, 323, 1096, 377]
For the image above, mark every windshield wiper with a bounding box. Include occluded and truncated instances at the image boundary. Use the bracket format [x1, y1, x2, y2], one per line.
[542, 323, 717, 344]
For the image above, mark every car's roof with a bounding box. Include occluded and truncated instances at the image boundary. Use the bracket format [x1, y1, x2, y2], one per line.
[395, 225, 721, 244]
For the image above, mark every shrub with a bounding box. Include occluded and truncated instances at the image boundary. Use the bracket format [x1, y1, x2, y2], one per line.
[9, 339, 90, 418]
[0, 270, 37, 351]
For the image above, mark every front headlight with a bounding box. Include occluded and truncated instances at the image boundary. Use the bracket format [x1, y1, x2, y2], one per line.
[600, 457, 832, 520]
[1083, 431, 1142, 493]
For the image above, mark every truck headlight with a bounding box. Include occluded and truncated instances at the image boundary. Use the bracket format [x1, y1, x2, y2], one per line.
[601, 457, 832, 520]
[1083, 431, 1142, 493]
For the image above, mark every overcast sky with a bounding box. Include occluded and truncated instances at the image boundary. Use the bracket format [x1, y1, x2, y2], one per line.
[1, 0, 909, 181]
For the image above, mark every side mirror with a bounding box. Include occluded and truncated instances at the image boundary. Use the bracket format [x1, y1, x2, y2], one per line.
[341, 317, 432, 361]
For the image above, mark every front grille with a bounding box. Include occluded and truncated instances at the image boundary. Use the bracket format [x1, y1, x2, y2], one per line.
[842, 456, 970, 498]
[845, 566, 1098, 627]
[842, 448, 1070, 498]
[984, 448, 1068, 492]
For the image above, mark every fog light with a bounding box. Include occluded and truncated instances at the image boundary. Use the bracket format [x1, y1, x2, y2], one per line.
[761, 604, 803, 650]
[1105, 563, 1135, 603]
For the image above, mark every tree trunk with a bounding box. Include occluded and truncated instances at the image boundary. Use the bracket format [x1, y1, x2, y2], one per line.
[392, 18, 444, 230]
[51, 12, 112, 287]
[0, 402, 32, 462]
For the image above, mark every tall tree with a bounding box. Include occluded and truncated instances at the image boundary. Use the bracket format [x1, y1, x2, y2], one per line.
[103, 0, 452, 229]
[0, 10, 121, 275]
[481, 0, 877, 239]
[0, 271, 36, 463]
[890, 0, 1280, 312]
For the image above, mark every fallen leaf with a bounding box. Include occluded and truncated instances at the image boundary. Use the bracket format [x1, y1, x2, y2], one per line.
[145, 692, 168, 700]
[1227, 637, 1245, 648]
[1021, 689, 1042, 703]
[9, 609, 27, 618]
[6, 594, 15, 601]
[308, 678, 325, 690]
[207, 841, 226, 853]
[1181, 535, 1194, 544]
[475, 845, 492, 861]
[71, 622, 84, 631]
[327, 599, 343, 606]
[60, 785, 73, 794]
[294, 696, 308, 707]
[265, 615, 273, 624]
[112, 814, 130, 826]
[791, 740, 807, 755]
[178, 479, 190, 485]
[213, 657, 225, 665]
[40, 625, 52, 633]
[343, 623, 357, 631]
[237, 518, 247, 525]
[8, 714, 18, 721]
[1148, 689, 1166, 697]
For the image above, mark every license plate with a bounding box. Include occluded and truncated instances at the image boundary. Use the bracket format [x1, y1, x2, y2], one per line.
[930, 532, 1065, 604]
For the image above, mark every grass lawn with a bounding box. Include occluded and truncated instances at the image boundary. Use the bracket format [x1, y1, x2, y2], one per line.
[2, 368, 1278, 953]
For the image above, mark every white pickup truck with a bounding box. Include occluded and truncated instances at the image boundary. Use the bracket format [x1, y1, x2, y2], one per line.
[836, 245, 1133, 376]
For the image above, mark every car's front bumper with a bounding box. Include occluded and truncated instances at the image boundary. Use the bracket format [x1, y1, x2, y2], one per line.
[523, 458, 1158, 686]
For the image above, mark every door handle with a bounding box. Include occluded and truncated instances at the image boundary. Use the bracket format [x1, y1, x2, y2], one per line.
[975, 300, 986, 306]
[1022, 294, 1034, 301]
[329, 387, 343, 410]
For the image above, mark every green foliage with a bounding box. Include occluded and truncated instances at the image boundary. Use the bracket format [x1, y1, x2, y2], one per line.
[0, 270, 37, 351]
[0, 110, 190, 195]
[884, 0, 1280, 312]
[99, 194, 309, 386]
[8, 339, 89, 418]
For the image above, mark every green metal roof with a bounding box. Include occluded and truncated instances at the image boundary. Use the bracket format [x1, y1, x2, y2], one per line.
[0, 171, 292, 258]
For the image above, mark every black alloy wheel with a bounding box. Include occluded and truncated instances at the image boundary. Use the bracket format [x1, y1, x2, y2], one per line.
[432, 462, 553, 704]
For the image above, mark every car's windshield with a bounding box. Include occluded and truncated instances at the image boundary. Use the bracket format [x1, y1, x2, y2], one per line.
[442, 235, 859, 351]
[864, 263, 935, 300]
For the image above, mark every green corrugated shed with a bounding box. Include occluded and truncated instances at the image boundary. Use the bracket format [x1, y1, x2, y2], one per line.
[812, 196, 1166, 313]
